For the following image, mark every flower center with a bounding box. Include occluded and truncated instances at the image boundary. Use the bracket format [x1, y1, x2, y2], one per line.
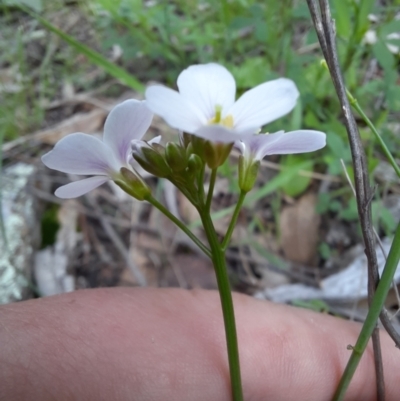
[208, 105, 234, 128]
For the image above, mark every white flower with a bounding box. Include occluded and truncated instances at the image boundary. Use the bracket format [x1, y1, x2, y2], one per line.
[236, 130, 327, 161]
[236, 130, 326, 192]
[145, 63, 299, 143]
[42, 100, 153, 198]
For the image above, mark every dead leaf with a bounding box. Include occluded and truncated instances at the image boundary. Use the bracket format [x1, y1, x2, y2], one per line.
[280, 193, 320, 265]
[3, 108, 107, 151]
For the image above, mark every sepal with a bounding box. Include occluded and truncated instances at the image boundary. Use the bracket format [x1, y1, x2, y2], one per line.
[238, 155, 260, 193]
[132, 141, 171, 178]
[204, 141, 233, 169]
[115, 167, 151, 200]
[165, 142, 188, 172]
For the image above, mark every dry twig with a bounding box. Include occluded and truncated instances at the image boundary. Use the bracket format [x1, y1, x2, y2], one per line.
[305, 1, 400, 399]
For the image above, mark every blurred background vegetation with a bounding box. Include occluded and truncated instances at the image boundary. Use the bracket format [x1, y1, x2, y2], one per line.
[1, 0, 400, 302]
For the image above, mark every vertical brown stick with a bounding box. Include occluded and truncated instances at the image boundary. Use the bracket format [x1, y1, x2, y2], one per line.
[306, 0, 387, 399]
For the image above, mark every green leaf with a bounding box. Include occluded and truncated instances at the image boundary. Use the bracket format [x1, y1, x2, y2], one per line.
[372, 40, 395, 73]
[339, 198, 358, 221]
[24, 9, 144, 92]
[357, 0, 375, 36]
[319, 242, 332, 260]
[292, 299, 330, 313]
[332, 0, 352, 39]
[280, 155, 313, 197]
[229, 57, 271, 89]
[327, 131, 350, 160]
[289, 100, 302, 131]
[316, 193, 331, 214]
[4, 0, 42, 12]
[380, 207, 397, 235]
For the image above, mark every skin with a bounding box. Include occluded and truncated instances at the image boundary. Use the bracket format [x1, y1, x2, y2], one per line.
[0, 288, 399, 401]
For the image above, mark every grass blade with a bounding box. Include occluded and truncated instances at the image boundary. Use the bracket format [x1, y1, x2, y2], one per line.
[25, 9, 144, 92]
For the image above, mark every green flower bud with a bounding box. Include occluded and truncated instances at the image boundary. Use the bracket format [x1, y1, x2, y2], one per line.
[190, 135, 206, 160]
[204, 141, 233, 169]
[115, 167, 151, 201]
[165, 142, 188, 172]
[238, 155, 260, 193]
[187, 153, 203, 177]
[132, 142, 171, 178]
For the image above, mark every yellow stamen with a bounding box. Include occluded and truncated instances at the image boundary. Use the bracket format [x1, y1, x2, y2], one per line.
[208, 105, 234, 128]
[221, 114, 234, 128]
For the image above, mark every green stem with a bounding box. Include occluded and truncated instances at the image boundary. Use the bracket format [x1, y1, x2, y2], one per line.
[199, 209, 244, 401]
[346, 89, 400, 179]
[333, 222, 400, 401]
[221, 191, 247, 252]
[205, 168, 218, 212]
[147, 195, 211, 258]
[198, 162, 206, 202]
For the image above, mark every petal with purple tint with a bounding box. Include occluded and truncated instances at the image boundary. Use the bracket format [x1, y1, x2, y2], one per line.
[177, 63, 236, 121]
[103, 100, 153, 166]
[228, 78, 299, 133]
[145, 85, 206, 133]
[42, 133, 120, 175]
[148, 135, 162, 145]
[235, 131, 285, 159]
[194, 125, 239, 143]
[55, 176, 110, 199]
[257, 130, 326, 158]
[237, 130, 326, 161]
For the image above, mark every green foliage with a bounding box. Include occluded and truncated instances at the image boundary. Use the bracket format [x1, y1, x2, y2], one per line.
[26, 9, 144, 92]
[2, 0, 42, 12]
[2, 0, 400, 256]
[318, 242, 332, 260]
[292, 299, 330, 313]
[280, 155, 313, 197]
[40, 205, 60, 248]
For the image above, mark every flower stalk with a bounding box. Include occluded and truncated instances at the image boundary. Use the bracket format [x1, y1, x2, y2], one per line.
[222, 191, 247, 252]
[199, 207, 244, 401]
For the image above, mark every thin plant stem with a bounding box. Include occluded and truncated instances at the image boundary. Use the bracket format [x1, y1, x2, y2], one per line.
[199, 209, 243, 401]
[333, 222, 400, 401]
[198, 163, 206, 202]
[221, 191, 247, 252]
[306, 2, 393, 398]
[346, 89, 400, 179]
[340, 159, 400, 347]
[146, 195, 211, 258]
[206, 168, 218, 212]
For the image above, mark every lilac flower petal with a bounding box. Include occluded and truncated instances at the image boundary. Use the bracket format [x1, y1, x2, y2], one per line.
[177, 63, 236, 120]
[195, 125, 240, 143]
[234, 140, 246, 156]
[42, 133, 120, 175]
[256, 130, 326, 159]
[148, 135, 162, 145]
[55, 176, 110, 199]
[228, 78, 299, 133]
[194, 124, 258, 143]
[235, 131, 285, 159]
[103, 100, 153, 166]
[145, 85, 206, 133]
